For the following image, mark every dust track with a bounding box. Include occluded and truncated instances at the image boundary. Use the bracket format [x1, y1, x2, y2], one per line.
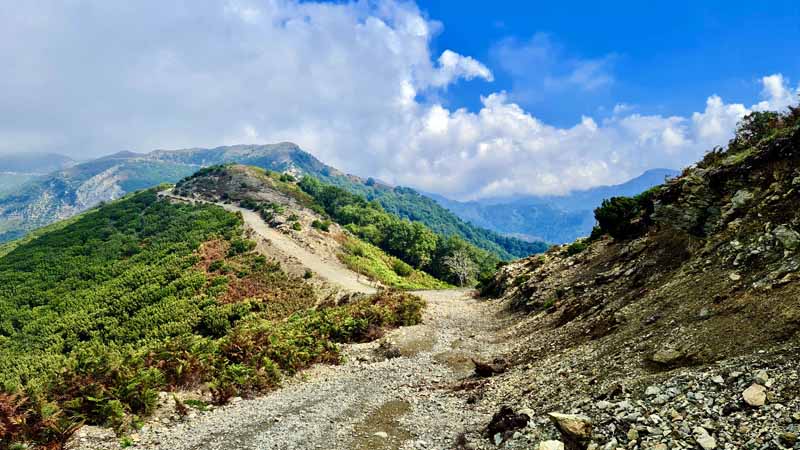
[125, 289, 508, 450]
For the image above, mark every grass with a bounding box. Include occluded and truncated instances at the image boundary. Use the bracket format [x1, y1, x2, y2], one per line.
[338, 237, 450, 290]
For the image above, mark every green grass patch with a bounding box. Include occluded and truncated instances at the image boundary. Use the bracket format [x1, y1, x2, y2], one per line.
[338, 237, 450, 290]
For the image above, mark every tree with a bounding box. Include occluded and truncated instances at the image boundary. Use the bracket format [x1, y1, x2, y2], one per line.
[443, 249, 477, 287]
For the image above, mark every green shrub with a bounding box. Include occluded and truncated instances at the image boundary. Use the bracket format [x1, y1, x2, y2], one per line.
[392, 259, 413, 277]
[291, 222, 302, 231]
[594, 196, 644, 240]
[566, 240, 588, 256]
[228, 238, 256, 256]
[311, 219, 331, 232]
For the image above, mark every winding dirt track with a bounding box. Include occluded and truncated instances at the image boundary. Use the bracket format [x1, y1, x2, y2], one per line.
[86, 193, 509, 450]
[128, 289, 508, 450]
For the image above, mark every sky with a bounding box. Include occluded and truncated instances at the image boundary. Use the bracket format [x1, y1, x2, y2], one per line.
[0, 1, 798, 200]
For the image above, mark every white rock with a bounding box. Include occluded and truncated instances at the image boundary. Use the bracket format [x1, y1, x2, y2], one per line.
[743, 383, 767, 407]
[538, 440, 565, 450]
[693, 426, 717, 449]
[373, 431, 389, 439]
[645, 386, 662, 396]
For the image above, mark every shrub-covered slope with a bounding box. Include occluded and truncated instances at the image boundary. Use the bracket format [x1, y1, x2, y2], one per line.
[174, 165, 449, 290]
[0, 188, 424, 448]
[476, 109, 800, 448]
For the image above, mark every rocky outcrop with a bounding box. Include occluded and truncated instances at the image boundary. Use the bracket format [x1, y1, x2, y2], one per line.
[472, 109, 800, 449]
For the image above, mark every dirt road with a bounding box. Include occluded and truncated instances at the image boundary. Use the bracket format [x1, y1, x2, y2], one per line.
[120, 289, 508, 450]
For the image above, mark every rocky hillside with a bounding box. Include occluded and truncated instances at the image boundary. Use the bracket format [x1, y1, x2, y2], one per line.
[0, 143, 544, 259]
[466, 109, 800, 449]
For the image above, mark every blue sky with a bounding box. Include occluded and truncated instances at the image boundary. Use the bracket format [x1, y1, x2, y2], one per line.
[419, 0, 800, 126]
[1, 1, 798, 199]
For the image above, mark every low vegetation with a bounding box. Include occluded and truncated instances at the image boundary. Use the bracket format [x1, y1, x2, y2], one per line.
[338, 236, 450, 290]
[299, 176, 500, 287]
[0, 189, 425, 448]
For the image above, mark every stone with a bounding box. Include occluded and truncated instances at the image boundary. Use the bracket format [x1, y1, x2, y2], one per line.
[373, 431, 389, 439]
[742, 384, 767, 407]
[627, 428, 639, 441]
[711, 375, 724, 384]
[650, 444, 668, 450]
[730, 189, 754, 210]
[729, 272, 742, 281]
[774, 225, 800, 250]
[693, 426, 717, 449]
[779, 432, 798, 447]
[645, 386, 662, 396]
[539, 441, 566, 450]
[596, 401, 612, 410]
[549, 413, 593, 448]
[651, 348, 684, 365]
[753, 369, 770, 385]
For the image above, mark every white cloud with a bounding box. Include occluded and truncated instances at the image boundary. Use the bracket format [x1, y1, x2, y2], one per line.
[0, 1, 797, 200]
[431, 50, 493, 87]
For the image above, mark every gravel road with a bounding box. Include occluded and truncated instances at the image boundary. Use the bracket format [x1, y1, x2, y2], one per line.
[73, 289, 509, 450]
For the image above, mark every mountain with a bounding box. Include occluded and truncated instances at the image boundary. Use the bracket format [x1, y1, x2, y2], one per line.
[478, 108, 800, 447]
[430, 168, 680, 244]
[0, 143, 546, 259]
[0, 152, 75, 196]
[0, 152, 74, 173]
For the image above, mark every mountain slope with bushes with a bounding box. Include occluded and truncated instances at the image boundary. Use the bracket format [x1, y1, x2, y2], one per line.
[174, 164, 494, 289]
[0, 143, 545, 259]
[0, 187, 424, 448]
[470, 108, 800, 448]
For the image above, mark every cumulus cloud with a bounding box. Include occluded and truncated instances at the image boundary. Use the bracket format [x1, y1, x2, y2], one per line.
[0, 1, 797, 200]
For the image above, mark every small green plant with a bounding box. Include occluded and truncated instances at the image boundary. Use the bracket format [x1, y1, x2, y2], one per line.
[291, 222, 302, 231]
[311, 219, 331, 232]
[287, 213, 300, 221]
[120, 436, 134, 448]
[566, 240, 588, 256]
[303, 269, 313, 279]
[513, 274, 530, 287]
[183, 399, 210, 412]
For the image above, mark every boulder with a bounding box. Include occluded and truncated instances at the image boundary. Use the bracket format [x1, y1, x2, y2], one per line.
[742, 384, 767, 407]
[548, 413, 592, 450]
[539, 441, 566, 450]
[693, 426, 717, 449]
[773, 225, 800, 250]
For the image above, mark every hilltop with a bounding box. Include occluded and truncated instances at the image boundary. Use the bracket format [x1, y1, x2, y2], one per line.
[0, 143, 545, 259]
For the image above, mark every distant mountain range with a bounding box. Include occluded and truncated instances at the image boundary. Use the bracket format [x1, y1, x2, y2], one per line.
[429, 168, 680, 244]
[0, 152, 76, 196]
[0, 143, 546, 259]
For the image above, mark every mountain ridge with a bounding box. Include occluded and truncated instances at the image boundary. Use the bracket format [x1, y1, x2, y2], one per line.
[0, 143, 545, 259]
[430, 168, 680, 243]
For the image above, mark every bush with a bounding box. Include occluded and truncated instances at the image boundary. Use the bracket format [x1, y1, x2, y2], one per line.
[391, 259, 413, 277]
[311, 220, 331, 232]
[291, 222, 302, 231]
[594, 196, 644, 240]
[566, 240, 588, 256]
[228, 238, 256, 256]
